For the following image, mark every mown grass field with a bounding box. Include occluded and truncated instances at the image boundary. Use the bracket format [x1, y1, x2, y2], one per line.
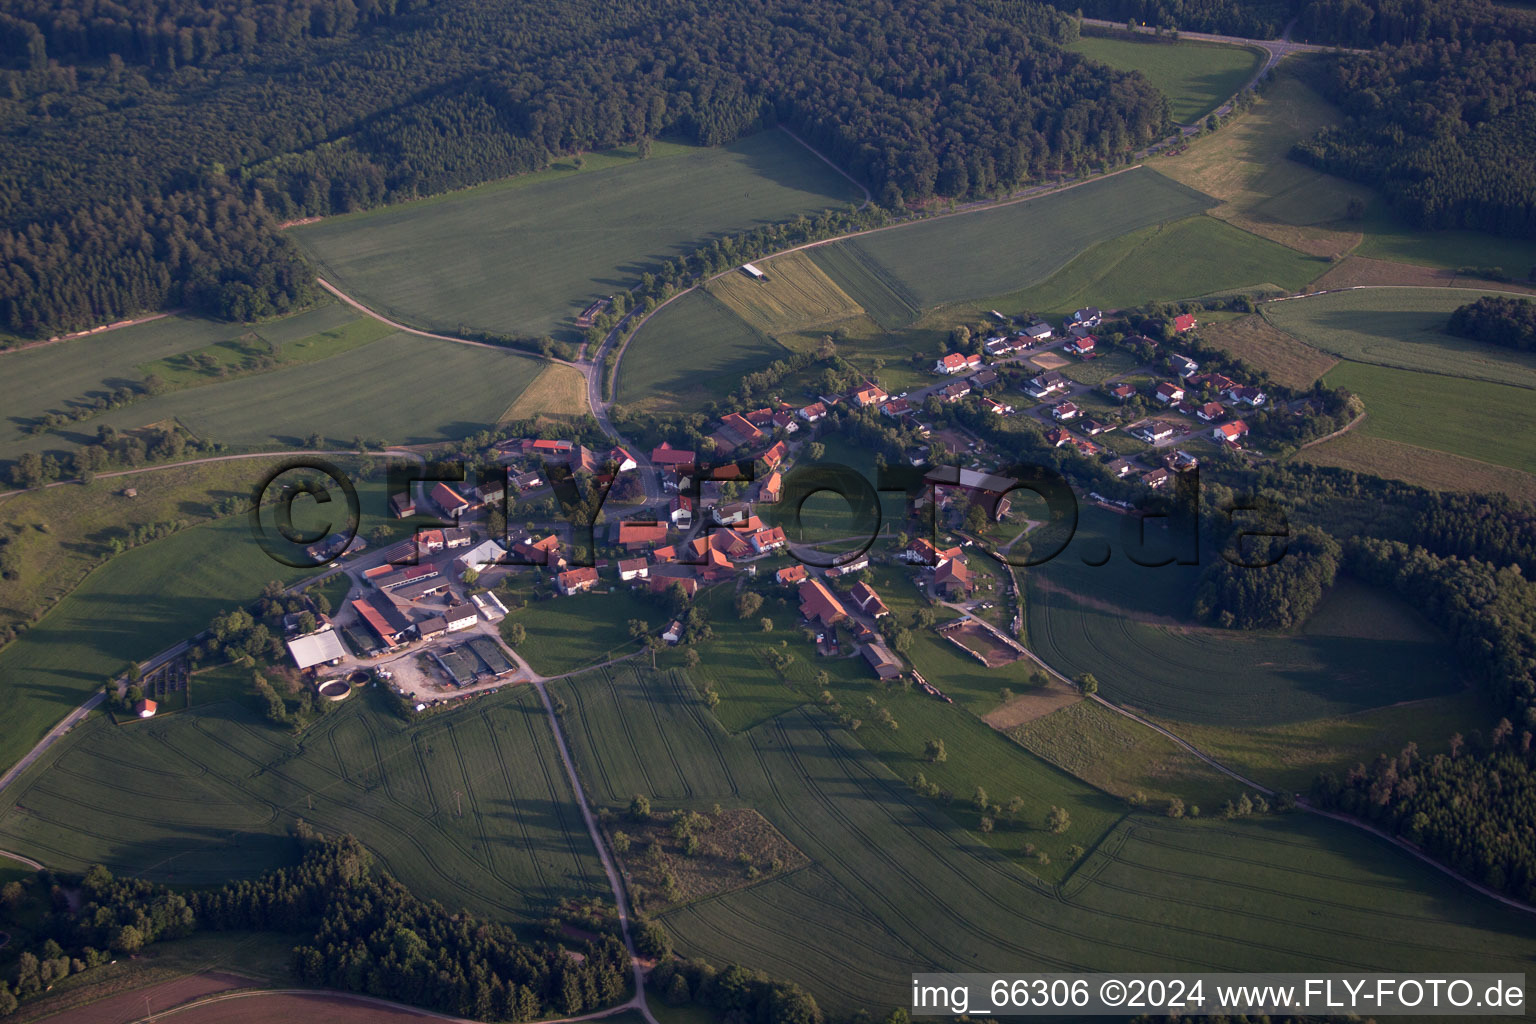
[1294, 431, 1536, 503]
[617, 290, 785, 413]
[1323, 360, 1536, 475]
[497, 588, 656, 677]
[1023, 510, 1462, 727]
[294, 132, 862, 342]
[843, 168, 1217, 311]
[1197, 312, 1338, 388]
[1151, 60, 1374, 258]
[551, 662, 1536, 1014]
[138, 317, 394, 389]
[0, 303, 357, 465]
[1070, 36, 1263, 123]
[1264, 287, 1536, 388]
[0, 684, 609, 922]
[707, 251, 865, 335]
[1003, 215, 1325, 318]
[37, 333, 543, 451]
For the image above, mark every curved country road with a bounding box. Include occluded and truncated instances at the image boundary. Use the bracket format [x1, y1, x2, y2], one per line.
[127, 985, 649, 1024]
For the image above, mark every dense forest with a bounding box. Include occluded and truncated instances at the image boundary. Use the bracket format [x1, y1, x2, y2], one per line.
[1292, 4, 1536, 238]
[1193, 527, 1340, 629]
[0, 0, 1172, 337]
[1447, 295, 1536, 351]
[0, 832, 633, 1020]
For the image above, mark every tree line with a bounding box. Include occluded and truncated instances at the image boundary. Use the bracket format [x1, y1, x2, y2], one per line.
[1447, 295, 1536, 351]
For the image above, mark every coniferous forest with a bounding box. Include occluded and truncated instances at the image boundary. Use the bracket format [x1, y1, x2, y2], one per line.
[0, 0, 1174, 338]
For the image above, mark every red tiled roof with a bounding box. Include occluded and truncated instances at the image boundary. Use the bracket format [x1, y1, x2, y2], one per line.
[798, 579, 848, 625]
[777, 565, 808, 584]
[650, 443, 696, 466]
[1173, 313, 1197, 332]
[618, 520, 668, 545]
[558, 567, 599, 589]
[432, 482, 469, 509]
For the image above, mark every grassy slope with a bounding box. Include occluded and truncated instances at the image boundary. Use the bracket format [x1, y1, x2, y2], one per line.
[1322, 360, 1536, 474]
[1197, 312, 1338, 388]
[1003, 214, 1324, 319]
[294, 133, 862, 342]
[1294, 431, 1536, 504]
[1264, 287, 1536, 388]
[0, 685, 608, 921]
[846, 168, 1217, 310]
[1070, 36, 1263, 123]
[1023, 509, 1462, 727]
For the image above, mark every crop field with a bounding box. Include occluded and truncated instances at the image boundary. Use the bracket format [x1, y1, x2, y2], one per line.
[35, 333, 543, 451]
[1264, 287, 1536, 388]
[550, 663, 1536, 1014]
[1022, 511, 1462, 727]
[0, 304, 357, 465]
[137, 317, 394, 390]
[1152, 61, 1373, 258]
[805, 242, 922, 328]
[1294, 431, 1536, 503]
[707, 251, 865, 335]
[617, 290, 785, 412]
[1069, 36, 1263, 123]
[1006, 215, 1325, 319]
[1197, 313, 1338, 388]
[843, 168, 1217, 310]
[1323, 360, 1536, 475]
[294, 132, 862, 342]
[0, 685, 609, 921]
[500, 362, 589, 423]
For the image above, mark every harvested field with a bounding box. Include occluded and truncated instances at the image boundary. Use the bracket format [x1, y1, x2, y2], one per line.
[18, 971, 253, 1024]
[1198, 314, 1337, 388]
[805, 242, 921, 328]
[1030, 351, 1071, 370]
[981, 684, 1081, 729]
[151, 991, 468, 1023]
[500, 362, 588, 423]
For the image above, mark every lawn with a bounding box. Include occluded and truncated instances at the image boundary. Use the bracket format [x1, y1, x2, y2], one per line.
[1293, 431, 1536, 503]
[0, 684, 609, 924]
[1070, 35, 1263, 123]
[1196, 312, 1338, 388]
[293, 132, 863, 343]
[497, 587, 658, 677]
[1001, 215, 1326, 319]
[1263, 287, 1536, 388]
[617, 290, 786, 413]
[1022, 509, 1463, 727]
[843, 168, 1217, 311]
[1322, 360, 1536, 475]
[38, 332, 545, 451]
[707, 250, 865, 336]
[549, 662, 1536, 1015]
[0, 303, 356, 466]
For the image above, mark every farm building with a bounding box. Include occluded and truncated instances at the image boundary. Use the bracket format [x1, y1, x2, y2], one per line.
[861, 642, 903, 680]
[575, 296, 613, 327]
[286, 627, 349, 671]
[390, 491, 416, 518]
[470, 591, 508, 621]
[618, 520, 669, 548]
[933, 558, 972, 598]
[457, 540, 508, 573]
[353, 596, 413, 648]
[663, 620, 684, 644]
[850, 581, 889, 618]
[377, 564, 440, 591]
[432, 482, 470, 518]
[419, 616, 449, 641]
[798, 580, 848, 627]
[741, 262, 766, 279]
[135, 698, 157, 718]
[648, 567, 699, 597]
[443, 604, 478, 632]
[650, 442, 696, 468]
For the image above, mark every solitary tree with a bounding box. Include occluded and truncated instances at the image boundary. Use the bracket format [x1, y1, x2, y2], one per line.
[1047, 805, 1071, 834]
[924, 738, 947, 763]
[629, 794, 652, 820]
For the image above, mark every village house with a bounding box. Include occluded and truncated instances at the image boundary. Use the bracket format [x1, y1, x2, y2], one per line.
[1133, 421, 1176, 443]
[1172, 312, 1197, 333]
[1024, 321, 1054, 342]
[135, 698, 158, 718]
[443, 527, 473, 549]
[1067, 334, 1096, 357]
[853, 382, 889, 407]
[759, 440, 788, 469]
[759, 471, 782, 503]
[1051, 400, 1080, 421]
[969, 368, 1000, 389]
[1213, 420, 1250, 444]
[1045, 426, 1072, 447]
[772, 410, 799, 433]
[618, 557, 650, 581]
[881, 397, 912, 418]
[443, 603, 478, 632]
[777, 564, 808, 585]
[712, 502, 751, 526]
[849, 581, 889, 618]
[1225, 385, 1268, 407]
[716, 413, 763, 449]
[557, 566, 600, 596]
[510, 470, 544, 492]
[1068, 306, 1102, 329]
[938, 380, 971, 403]
[824, 554, 870, 577]
[1026, 370, 1068, 398]
[1197, 401, 1226, 422]
[418, 616, 449, 642]
[1170, 353, 1200, 378]
[1107, 458, 1136, 478]
[1080, 417, 1110, 435]
[934, 352, 982, 375]
[1142, 467, 1171, 489]
[749, 526, 787, 554]
[1105, 382, 1137, 403]
[798, 401, 828, 423]
[981, 397, 1014, 416]
[933, 557, 972, 598]
[618, 520, 669, 549]
[798, 579, 848, 627]
[510, 533, 561, 566]
[669, 495, 693, 526]
[1154, 381, 1185, 404]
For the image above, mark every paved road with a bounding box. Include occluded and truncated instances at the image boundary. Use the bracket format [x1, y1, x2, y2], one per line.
[0, 848, 44, 871]
[129, 985, 648, 1024]
[0, 692, 105, 798]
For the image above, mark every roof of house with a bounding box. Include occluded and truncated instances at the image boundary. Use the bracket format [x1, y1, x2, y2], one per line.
[287, 627, 349, 669]
[1216, 420, 1249, 440]
[618, 557, 649, 573]
[751, 526, 787, 549]
[849, 581, 887, 614]
[934, 557, 970, 589]
[938, 352, 967, 370]
[1200, 401, 1225, 419]
[558, 566, 600, 588]
[618, 520, 669, 545]
[652, 545, 677, 563]
[761, 470, 782, 498]
[1045, 426, 1071, 446]
[432, 481, 470, 509]
[135, 698, 157, 715]
[777, 564, 808, 584]
[650, 442, 696, 466]
[761, 440, 788, 466]
[798, 579, 848, 625]
[1155, 381, 1184, 398]
[353, 596, 412, 639]
[1173, 313, 1197, 331]
[799, 401, 827, 418]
